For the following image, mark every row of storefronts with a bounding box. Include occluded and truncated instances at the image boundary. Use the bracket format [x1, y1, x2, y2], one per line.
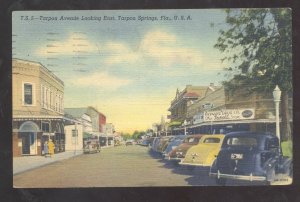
[157, 83, 292, 137]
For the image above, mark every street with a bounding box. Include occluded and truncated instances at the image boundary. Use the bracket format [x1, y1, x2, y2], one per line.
[13, 145, 266, 187]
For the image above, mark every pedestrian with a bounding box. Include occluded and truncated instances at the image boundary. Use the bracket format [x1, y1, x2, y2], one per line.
[48, 139, 55, 157]
[44, 141, 49, 157]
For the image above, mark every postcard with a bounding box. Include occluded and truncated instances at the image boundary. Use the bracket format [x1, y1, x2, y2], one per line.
[12, 9, 292, 187]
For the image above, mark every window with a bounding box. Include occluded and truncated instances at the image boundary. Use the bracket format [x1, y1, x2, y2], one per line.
[203, 138, 220, 143]
[226, 137, 257, 147]
[24, 83, 33, 105]
[41, 122, 50, 132]
[72, 129, 78, 144]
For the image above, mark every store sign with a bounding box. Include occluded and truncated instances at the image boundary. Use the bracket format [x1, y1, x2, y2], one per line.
[193, 112, 204, 124]
[202, 103, 214, 109]
[204, 109, 255, 122]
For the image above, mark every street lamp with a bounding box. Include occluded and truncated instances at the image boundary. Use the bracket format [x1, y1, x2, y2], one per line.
[183, 120, 187, 135]
[273, 85, 281, 147]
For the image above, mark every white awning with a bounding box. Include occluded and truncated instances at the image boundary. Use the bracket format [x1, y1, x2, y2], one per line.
[13, 115, 64, 120]
[189, 119, 276, 129]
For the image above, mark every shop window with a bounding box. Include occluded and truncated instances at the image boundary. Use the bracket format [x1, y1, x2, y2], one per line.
[41, 122, 50, 132]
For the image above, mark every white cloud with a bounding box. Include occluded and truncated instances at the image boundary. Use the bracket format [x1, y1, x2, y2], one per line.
[73, 71, 132, 90]
[104, 42, 139, 65]
[140, 30, 203, 67]
[35, 33, 99, 56]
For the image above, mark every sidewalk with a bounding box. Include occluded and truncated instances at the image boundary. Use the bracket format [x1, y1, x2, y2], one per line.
[13, 150, 83, 175]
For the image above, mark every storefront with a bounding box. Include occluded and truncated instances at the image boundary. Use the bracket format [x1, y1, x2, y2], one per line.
[13, 116, 65, 157]
[172, 108, 277, 135]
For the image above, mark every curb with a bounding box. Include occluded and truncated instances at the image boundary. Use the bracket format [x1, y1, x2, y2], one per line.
[13, 152, 83, 176]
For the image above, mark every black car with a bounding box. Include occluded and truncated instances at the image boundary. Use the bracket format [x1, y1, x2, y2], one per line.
[210, 131, 292, 185]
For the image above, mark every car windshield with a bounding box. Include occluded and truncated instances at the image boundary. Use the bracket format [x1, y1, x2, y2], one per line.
[226, 137, 257, 147]
[203, 138, 220, 143]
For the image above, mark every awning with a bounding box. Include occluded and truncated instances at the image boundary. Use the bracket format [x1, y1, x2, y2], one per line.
[168, 121, 182, 127]
[13, 115, 63, 120]
[189, 119, 277, 129]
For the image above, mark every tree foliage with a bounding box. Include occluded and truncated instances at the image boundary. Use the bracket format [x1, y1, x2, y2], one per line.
[215, 8, 292, 140]
[215, 8, 292, 93]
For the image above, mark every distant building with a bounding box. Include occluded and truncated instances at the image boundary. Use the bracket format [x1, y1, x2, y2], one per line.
[100, 123, 115, 147]
[12, 58, 65, 157]
[64, 121, 83, 152]
[64, 106, 103, 134]
[64, 108, 93, 137]
[98, 112, 106, 133]
[168, 84, 213, 122]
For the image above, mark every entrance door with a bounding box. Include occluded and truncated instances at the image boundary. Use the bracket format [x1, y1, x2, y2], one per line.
[29, 132, 37, 155]
[21, 132, 37, 155]
[22, 135, 30, 154]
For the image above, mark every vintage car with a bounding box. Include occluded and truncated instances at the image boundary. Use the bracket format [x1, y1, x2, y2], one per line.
[209, 131, 292, 185]
[83, 139, 101, 154]
[140, 138, 151, 146]
[151, 137, 161, 152]
[179, 134, 225, 167]
[167, 134, 204, 162]
[162, 135, 187, 158]
[156, 136, 174, 153]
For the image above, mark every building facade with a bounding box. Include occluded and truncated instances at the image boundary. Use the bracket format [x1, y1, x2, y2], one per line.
[98, 112, 106, 133]
[13, 58, 65, 157]
[172, 84, 292, 136]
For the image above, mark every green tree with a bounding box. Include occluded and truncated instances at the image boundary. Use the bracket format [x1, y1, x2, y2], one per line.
[121, 133, 131, 141]
[214, 8, 292, 140]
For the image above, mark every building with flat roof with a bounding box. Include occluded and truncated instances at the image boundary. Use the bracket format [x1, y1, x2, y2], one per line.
[12, 58, 65, 157]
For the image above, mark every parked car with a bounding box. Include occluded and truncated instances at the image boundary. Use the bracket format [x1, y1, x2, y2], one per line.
[162, 135, 186, 158]
[140, 139, 151, 146]
[167, 134, 204, 162]
[156, 136, 174, 153]
[83, 138, 101, 154]
[125, 139, 135, 146]
[151, 137, 161, 152]
[210, 131, 292, 185]
[180, 134, 225, 167]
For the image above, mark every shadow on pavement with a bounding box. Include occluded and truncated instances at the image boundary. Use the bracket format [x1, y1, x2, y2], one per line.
[148, 150, 269, 186]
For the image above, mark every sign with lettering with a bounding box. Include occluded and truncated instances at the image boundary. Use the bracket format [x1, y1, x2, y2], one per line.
[193, 112, 204, 124]
[204, 109, 255, 122]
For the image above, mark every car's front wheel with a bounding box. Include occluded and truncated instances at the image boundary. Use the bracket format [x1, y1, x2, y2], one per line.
[266, 167, 275, 185]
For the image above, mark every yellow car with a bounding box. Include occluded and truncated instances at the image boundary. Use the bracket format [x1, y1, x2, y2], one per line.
[179, 134, 225, 167]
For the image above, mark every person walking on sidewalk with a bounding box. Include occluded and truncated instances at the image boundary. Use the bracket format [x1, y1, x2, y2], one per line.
[48, 139, 55, 157]
[44, 141, 49, 157]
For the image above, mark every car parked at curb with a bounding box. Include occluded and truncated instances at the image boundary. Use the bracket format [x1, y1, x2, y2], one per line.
[151, 137, 161, 152]
[209, 131, 292, 185]
[162, 135, 186, 158]
[83, 139, 101, 154]
[179, 134, 225, 167]
[156, 136, 174, 153]
[167, 134, 204, 162]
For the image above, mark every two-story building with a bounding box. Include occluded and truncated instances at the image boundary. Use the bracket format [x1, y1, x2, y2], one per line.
[12, 58, 65, 156]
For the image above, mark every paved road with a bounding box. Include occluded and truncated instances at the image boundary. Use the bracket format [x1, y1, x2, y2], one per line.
[13, 145, 265, 187]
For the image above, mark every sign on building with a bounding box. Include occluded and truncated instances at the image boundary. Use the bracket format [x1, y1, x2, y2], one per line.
[204, 109, 255, 122]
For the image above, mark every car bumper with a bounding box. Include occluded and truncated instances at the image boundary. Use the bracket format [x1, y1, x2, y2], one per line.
[179, 161, 211, 167]
[210, 171, 266, 181]
[167, 156, 183, 161]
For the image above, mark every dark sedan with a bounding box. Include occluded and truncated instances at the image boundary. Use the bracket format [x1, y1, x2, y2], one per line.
[210, 131, 292, 185]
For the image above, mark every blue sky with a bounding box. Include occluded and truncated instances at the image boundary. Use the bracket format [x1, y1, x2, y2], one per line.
[13, 9, 229, 133]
